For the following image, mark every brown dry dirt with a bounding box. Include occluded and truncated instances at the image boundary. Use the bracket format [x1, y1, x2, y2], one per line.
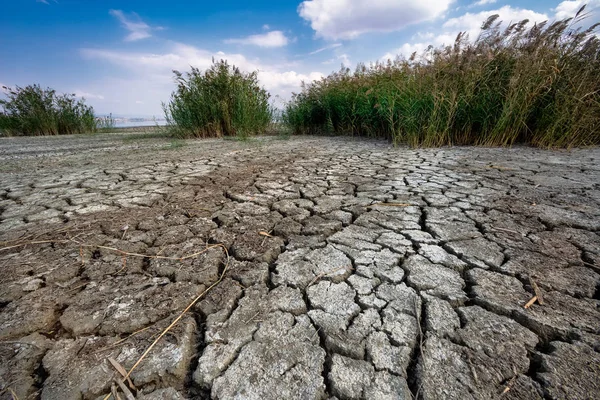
[0, 133, 599, 400]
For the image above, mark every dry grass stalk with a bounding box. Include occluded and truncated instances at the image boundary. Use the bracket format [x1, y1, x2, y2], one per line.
[524, 296, 538, 309]
[307, 265, 351, 287]
[108, 358, 136, 390]
[71, 240, 223, 262]
[8, 388, 19, 400]
[529, 278, 544, 305]
[92, 326, 153, 355]
[0, 239, 68, 252]
[102, 244, 230, 400]
[367, 203, 411, 208]
[110, 383, 121, 400]
[259, 230, 274, 246]
[500, 374, 517, 395]
[114, 378, 135, 400]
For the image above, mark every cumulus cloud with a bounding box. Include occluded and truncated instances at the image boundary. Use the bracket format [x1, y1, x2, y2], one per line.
[81, 42, 323, 110]
[382, 5, 548, 61]
[298, 0, 454, 40]
[554, 0, 600, 19]
[224, 31, 289, 48]
[109, 9, 153, 42]
[443, 6, 548, 38]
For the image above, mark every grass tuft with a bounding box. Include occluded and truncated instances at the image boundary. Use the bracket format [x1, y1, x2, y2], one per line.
[284, 9, 600, 148]
[0, 84, 98, 136]
[163, 59, 273, 138]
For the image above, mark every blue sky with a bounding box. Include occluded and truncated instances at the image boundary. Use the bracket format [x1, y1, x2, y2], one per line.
[1, 0, 598, 116]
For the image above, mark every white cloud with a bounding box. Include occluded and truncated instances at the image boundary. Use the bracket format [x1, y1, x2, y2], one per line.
[80, 42, 324, 113]
[262, 24, 270, 30]
[224, 31, 289, 48]
[74, 90, 104, 100]
[468, 0, 497, 8]
[382, 6, 548, 60]
[309, 43, 342, 55]
[338, 54, 351, 67]
[109, 9, 153, 42]
[443, 6, 548, 39]
[298, 0, 454, 40]
[382, 43, 431, 61]
[554, 0, 600, 19]
[321, 53, 351, 68]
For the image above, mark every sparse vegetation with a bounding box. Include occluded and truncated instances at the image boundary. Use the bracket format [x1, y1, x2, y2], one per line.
[96, 113, 116, 132]
[163, 59, 273, 138]
[0, 84, 97, 136]
[284, 8, 600, 147]
[165, 138, 186, 149]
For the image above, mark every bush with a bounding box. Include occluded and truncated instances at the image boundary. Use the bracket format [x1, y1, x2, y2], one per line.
[0, 84, 97, 136]
[163, 59, 273, 138]
[284, 7, 600, 148]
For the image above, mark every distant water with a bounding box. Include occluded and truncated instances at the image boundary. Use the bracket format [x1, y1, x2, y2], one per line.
[114, 120, 168, 128]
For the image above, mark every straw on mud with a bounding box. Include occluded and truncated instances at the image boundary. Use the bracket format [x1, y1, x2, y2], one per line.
[92, 326, 153, 355]
[71, 240, 224, 262]
[529, 278, 544, 305]
[8, 388, 19, 400]
[259, 230, 274, 246]
[114, 378, 135, 400]
[102, 244, 230, 400]
[307, 265, 351, 287]
[0, 239, 69, 252]
[109, 384, 121, 400]
[524, 296, 538, 309]
[244, 311, 261, 324]
[108, 358, 136, 390]
[0, 225, 82, 247]
[367, 202, 411, 208]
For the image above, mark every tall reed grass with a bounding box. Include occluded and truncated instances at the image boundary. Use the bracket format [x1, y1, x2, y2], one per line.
[284, 7, 600, 147]
[0, 84, 97, 136]
[163, 59, 273, 138]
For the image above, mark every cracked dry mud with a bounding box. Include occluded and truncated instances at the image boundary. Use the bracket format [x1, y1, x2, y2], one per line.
[0, 134, 599, 400]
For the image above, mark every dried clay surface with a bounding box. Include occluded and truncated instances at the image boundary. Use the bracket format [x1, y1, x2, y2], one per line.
[0, 133, 599, 399]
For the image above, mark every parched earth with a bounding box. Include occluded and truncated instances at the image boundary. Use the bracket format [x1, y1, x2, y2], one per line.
[0, 133, 599, 400]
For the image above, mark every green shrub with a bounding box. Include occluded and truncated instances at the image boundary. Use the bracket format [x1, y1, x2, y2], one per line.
[0, 84, 97, 136]
[284, 7, 600, 148]
[163, 59, 273, 138]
